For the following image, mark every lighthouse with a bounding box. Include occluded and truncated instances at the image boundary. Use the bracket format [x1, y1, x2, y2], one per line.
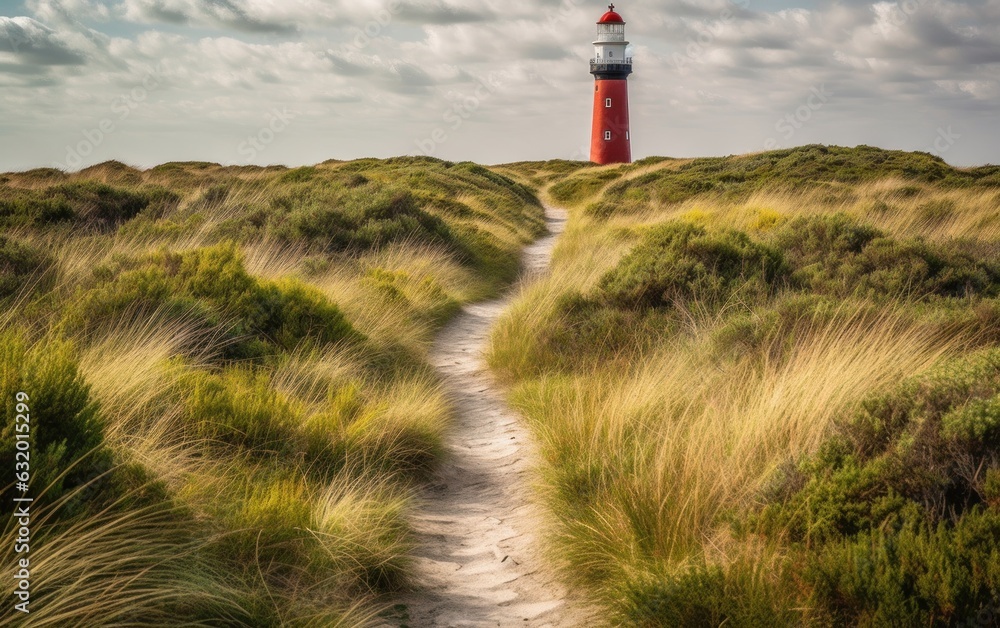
[590, 3, 632, 165]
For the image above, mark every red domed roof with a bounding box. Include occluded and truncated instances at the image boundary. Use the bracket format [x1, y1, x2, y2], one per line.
[598, 3, 624, 23]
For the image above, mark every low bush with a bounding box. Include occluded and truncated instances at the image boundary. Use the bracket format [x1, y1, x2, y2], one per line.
[597, 222, 789, 311]
[805, 508, 1000, 626]
[0, 192, 74, 226]
[66, 244, 361, 360]
[550, 169, 624, 206]
[587, 146, 1000, 215]
[758, 349, 1000, 539]
[772, 215, 1000, 300]
[536, 292, 676, 369]
[178, 368, 302, 455]
[0, 181, 175, 230]
[0, 236, 54, 299]
[274, 188, 454, 253]
[748, 349, 1000, 624]
[0, 331, 111, 508]
[618, 561, 795, 628]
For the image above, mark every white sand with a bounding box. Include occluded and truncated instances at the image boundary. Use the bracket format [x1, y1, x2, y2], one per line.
[376, 207, 597, 627]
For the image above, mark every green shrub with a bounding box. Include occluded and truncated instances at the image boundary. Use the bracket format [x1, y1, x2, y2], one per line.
[709, 294, 850, 361]
[773, 215, 1000, 300]
[758, 349, 1000, 544]
[539, 292, 677, 369]
[0, 236, 54, 299]
[66, 244, 360, 360]
[0, 331, 111, 507]
[0, 182, 168, 230]
[215, 477, 318, 580]
[806, 509, 1000, 627]
[750, 349, 1000, 624]
[772, 213, 880, 263]
[55, 182, 158, 228]
[588, 146, 998, 215]
[618, 562, 794, 627]
[597, 222, 789, 311]
[279, 166, 318, 183]
[0, 192, 74, 226]
[274, 188, 454, 253]
[550, 170, 623, 206]
[179, 368, 301, 455]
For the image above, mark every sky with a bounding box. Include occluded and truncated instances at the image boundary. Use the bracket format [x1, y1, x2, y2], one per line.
[0, 0, 997, 171]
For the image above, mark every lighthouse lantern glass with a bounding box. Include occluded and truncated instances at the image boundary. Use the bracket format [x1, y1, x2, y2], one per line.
[596, 23, 625, 42]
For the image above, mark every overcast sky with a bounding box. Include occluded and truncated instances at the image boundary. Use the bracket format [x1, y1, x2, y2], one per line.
[0, 0, 997, 171]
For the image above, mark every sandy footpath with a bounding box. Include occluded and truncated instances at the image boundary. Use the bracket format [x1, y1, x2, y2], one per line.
[376, 206, 595, 627]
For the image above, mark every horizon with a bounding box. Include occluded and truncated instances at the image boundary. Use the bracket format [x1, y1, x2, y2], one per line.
[2, 142, 992, 176]
[1, 0, 999, 170]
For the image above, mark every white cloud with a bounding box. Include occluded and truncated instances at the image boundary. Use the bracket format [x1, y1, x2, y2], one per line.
[0, 15, 86, 65]
[0, 0, 997, 170]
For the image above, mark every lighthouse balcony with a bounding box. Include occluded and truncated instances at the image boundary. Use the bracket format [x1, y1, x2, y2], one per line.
[590, 58, 633, 76]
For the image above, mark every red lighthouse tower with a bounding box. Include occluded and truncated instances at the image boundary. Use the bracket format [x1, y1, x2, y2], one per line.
[590, 4, 632, 165]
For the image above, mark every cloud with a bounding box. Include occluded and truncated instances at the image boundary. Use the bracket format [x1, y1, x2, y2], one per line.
[120, 0, 299, 33]
[116, 0, 498, 33]
[25, 0, 113, 24]
[0, 16, 86, 65]
[395, 2, 492, 25]
[1, 0, 997, 170]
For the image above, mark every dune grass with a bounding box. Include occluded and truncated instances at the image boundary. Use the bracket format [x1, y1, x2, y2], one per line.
[492, 146, 1000, 626]
[5, 145, 997, 625]
[0, 157, 543, 625]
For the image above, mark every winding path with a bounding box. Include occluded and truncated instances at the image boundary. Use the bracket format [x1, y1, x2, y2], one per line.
[377, 206, 593, 627]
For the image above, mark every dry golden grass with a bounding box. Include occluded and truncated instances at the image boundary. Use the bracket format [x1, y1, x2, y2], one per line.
[77, 317, 207, 487]
[586, 178, 1000, 243]
[0, 156, 544, 625]
[0, 485, 247, 627]
[489, 165, 999, 619]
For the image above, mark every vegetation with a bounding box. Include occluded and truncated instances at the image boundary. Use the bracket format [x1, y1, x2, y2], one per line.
[0, 157, 543, 625]
[5, 144, 999, 626]
[549, 145, 1000, 211]
[492, 146, 1000, 626]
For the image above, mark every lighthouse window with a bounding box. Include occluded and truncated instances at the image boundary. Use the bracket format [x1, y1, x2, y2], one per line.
[626, 131, 630, 140]
[604, 131, 612, 141]
[605, 98, 612, 108]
